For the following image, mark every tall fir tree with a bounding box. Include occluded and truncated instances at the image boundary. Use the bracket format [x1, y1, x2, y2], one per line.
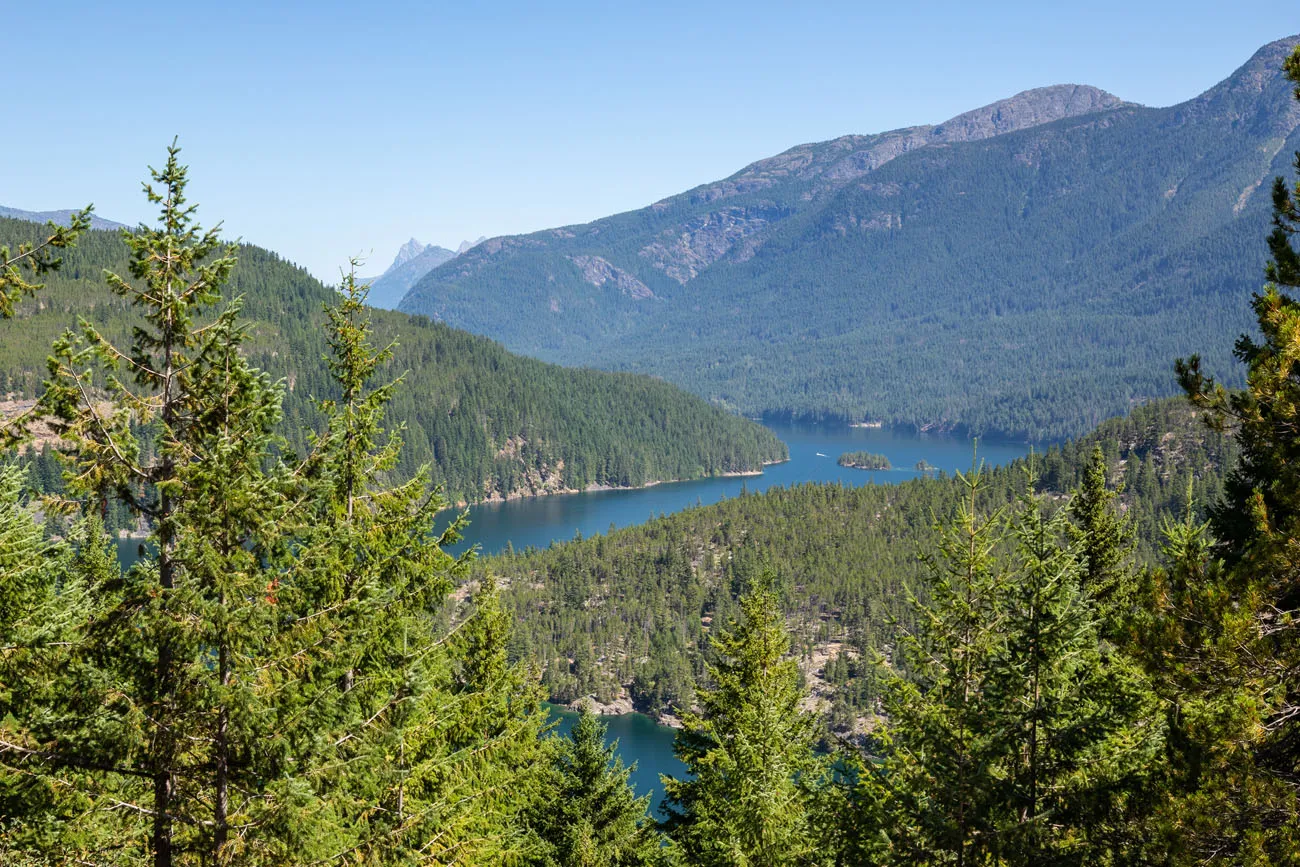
[1173, 42, 1300, 861]
[26, 142, 319, 866]
[660, 576, 830, 867]
[293, 267, 549, 864]
[1066, 444, 1137, 639]
[882, 467, 1164, 866]
[527, 706, 661, 866]
[986, 475, 1162, 866]
[879, 465, 1008, 866]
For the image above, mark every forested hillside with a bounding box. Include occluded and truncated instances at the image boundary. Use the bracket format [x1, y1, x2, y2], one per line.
[0, 219, 785, 506]
[486, 398, 1235, 722]
[403, 36, 1300, 440]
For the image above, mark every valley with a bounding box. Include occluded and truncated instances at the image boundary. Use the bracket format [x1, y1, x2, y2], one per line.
[4, 17, 1300, 864]
[399, 36, 1300, 441]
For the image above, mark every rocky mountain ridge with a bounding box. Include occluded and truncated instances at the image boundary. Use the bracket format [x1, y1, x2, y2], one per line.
[397, 35, 1300, 440]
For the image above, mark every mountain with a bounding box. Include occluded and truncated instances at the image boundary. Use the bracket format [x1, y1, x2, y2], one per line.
[0, 218, 786, 507]
[363, 238, 459, 309]
[401, 36, 1300, 440]
[458, 236, 487, 254]
[0, 205, 127, 231]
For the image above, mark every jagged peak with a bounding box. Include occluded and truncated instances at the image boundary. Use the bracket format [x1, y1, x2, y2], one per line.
[390, 237, 429, 270]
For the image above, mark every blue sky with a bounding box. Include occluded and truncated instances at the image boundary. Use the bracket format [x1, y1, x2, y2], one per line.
[4, 1, 1294, 280]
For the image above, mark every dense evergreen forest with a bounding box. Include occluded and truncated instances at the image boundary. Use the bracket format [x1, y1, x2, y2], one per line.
[837, 451, 891, 470]
[0, 218, 785, 511]
[484, 397, 1235, 722]
[2, 41, 1300, 867]
[402, 36, 1300, 441]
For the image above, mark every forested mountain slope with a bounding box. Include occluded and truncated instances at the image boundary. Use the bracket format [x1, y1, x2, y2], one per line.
[0, 219, 785, 504]
[403, 36, 1300, 440]
[485, 398, 1234, 722]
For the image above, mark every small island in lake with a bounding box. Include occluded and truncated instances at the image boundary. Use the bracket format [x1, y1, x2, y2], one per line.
[915, 459, 938, 473]
[837, 451, 892, 471]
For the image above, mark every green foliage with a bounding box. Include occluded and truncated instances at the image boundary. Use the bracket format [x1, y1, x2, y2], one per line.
[0, 148, 552, 866]
[880, 469, 1164, 866]
[660, 579, 830, 866]
[0, 207, 90, 320]
[528, 708, 661, 866]
[836, 451, 891, 470]
[402, 39, 1299, 441]
[1066, 445, 1137, 639]
[1162, 39, 1300, 863]
[488, 398, 1233, 719]
[0, 219, 786, 510]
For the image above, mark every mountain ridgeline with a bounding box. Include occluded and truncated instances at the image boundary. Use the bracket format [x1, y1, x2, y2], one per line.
[401, 36, 1300, 441]
[364, 237, 458, 309]
[0, 218, 786, 505]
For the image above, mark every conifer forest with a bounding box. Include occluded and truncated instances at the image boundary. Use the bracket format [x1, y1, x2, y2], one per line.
[1, 20, 1299, 867]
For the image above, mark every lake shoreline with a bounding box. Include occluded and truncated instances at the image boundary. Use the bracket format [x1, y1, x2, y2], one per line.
[451, 458, 788, 510]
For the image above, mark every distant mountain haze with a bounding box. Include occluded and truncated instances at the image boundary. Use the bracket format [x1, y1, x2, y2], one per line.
[364, 238, 458, 309]
[0, 206, 127, 232]
[400, 35, 1300, 441]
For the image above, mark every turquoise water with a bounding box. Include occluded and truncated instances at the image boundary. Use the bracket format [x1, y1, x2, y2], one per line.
[545, 703, 685, 818]
[445, 420, 1027, 556]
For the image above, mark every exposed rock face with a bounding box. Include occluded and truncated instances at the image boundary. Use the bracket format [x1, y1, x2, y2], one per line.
[633, 88, 1124, 282]
[690, 85, 1131, 206]
[567, 254, 655, 299]
[390, 237, 428, 269]
[639, 204, 788, 284]
[366, 242, 457, 309]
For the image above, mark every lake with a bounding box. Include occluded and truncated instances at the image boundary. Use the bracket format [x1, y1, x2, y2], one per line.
[444, 419, 1028, 556]
[115, 421, 1027, 565]
[113, 420, 1029, 812]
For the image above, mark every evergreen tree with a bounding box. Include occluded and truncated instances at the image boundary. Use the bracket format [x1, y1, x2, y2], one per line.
[5, 143, 320, 865]
[1067, 444, 1136, 638]
[660, 576, 829, 867]
[529, 706, 661, 866]
[986, 476, 1161, 865]
[882, 467, 1163, 866]
[294, 268, 549, 864]
[880, 466, 1007, 866]
[1172, 42, 1300, 860]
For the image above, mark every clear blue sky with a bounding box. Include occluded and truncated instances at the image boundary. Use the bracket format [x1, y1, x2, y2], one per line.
[4, 1, 1294, 280]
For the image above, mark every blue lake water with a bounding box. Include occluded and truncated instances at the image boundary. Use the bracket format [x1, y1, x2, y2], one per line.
[445, 420, 1028, 556]
[113, 420, 1029, 812]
